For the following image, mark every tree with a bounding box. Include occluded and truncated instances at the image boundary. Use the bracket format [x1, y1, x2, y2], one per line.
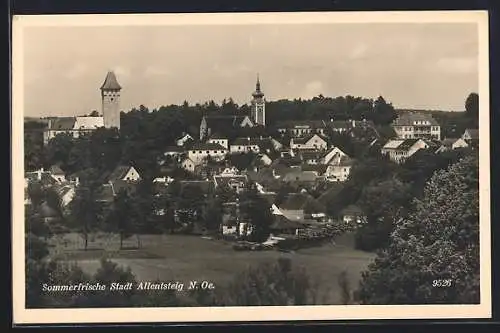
[239, 185, 273, 242]
[465, 92, 479, 121]
[355, 177, 413, 251]
[356, 153, 479, 304]
[45, 133, 74, 171]
[203, 197, 223, 232]
[371, 96, 397, 126]
[69, 184, 102, 251]
[216, 257, 321, 306]
[105, 189, 138, 249]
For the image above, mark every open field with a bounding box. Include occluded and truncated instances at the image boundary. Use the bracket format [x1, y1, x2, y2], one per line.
[46, 232, 376, 304]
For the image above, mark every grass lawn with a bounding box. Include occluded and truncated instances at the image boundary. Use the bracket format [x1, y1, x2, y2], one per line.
[47, 232, 376, 305]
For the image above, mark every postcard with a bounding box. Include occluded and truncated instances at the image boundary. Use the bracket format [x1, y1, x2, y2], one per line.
[12, 10, 491, 324]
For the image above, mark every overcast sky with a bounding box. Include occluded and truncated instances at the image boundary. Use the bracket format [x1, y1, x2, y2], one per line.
[22, 22, 478, 117]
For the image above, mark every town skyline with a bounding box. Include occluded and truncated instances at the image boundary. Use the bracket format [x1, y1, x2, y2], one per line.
[22, 22, 478, 117]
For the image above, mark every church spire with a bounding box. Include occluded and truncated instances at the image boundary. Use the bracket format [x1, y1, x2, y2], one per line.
[252, 73, 264, 98]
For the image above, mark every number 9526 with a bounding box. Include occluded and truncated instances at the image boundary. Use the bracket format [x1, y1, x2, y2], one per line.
[432, 279, 452, 287]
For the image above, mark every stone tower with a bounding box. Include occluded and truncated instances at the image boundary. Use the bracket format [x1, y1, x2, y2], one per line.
[100, 71, 122, 129]
[251, 74, 266, 126]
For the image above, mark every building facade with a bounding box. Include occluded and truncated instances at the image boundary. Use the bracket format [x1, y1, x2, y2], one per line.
[392, 112, 441, 140]
[250, 75, 266, 126]
[101, 71, 122, 129]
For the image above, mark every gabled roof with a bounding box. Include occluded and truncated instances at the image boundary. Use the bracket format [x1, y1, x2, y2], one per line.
[49, 165, 65, 175]
[327, 155, 355, 167]
[213, 174, 248, 188]
[392, 112, 439, 126]
[100, 71, 122, 90]
[48, 117, 76, 130]
[74, 116, 104, 130]
[278, 193, 326, 213]
[292, 133, 326, 145]
[189, 142, 227, 151]
[464, 128, 479, 140]
[300, 150, 323, 161]
[208, 132, 227, 140]
[107, 165, 138, 183]
[164, 146, 185, 153]
[441, 138, 463, 147]
[398, 138, 422, 150]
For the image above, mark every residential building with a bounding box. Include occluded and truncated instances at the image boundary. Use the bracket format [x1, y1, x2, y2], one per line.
[230, 137, 261, 154]
[207, 133, 229, 149]
[392, 112, 441, 140]
[381, 138, 429, 163]
[181, 157, 196, 173]
[43, 116, 104, 145]
[213, 173, 248, 194]
[435, 138, 469, 153]
[340, 205, 367, 225]
[199, 115, 254, 141]
[187, 142, 228, 165]
[320, 146, 348, 165]
[49, 165, 66, 183]
[299, 150, 324, 165]
[175, 133, 194, 147]
[276, 120, 327, 137]
[324, 156, 354, 182]
[290, 133, 328, 151]
[461, 128, 479, 147]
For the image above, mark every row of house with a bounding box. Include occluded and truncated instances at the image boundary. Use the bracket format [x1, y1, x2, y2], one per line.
[381, 128, 478, 164]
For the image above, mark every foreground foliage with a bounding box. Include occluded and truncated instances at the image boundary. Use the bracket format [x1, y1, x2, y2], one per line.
[356, 154, 480, 304]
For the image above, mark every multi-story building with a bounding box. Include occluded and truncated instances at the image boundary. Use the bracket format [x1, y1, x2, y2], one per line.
[392, 112, 441, 140]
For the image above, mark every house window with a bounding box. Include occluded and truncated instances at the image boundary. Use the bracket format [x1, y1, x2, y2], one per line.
[199, 151, 202, 154]
[206, 151, 209, 154]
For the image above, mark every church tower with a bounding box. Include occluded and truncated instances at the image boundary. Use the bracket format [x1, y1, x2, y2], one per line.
[100, 71, 122, 129]
[251, 74, 266, 126]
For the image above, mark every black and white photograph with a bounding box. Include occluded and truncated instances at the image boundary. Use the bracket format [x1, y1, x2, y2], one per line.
[12, 11, 491, 324]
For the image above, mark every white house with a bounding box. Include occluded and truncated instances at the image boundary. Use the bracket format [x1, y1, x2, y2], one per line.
[435, 138, 469, 153]
[290, 134, 327, 151]
[461, 128, 479, 146]
[229, 137, 261, 154]
[324, 156, 354, 182]
[392, 112, 441, 140]
[181, 157, 196, 173]
[320, 146, 348, 165]
[43, 116, 104, 145]
[276, 120, 327, 137]
[108, 165, 142, 183]
[176, 133, 194, 147]
[381, 138, 429, 164]
[207, 133, 229, 150]
[187, 142, 228, 165]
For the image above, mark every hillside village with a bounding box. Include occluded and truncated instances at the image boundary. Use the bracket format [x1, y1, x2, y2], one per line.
[24, 71, 479, 252]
